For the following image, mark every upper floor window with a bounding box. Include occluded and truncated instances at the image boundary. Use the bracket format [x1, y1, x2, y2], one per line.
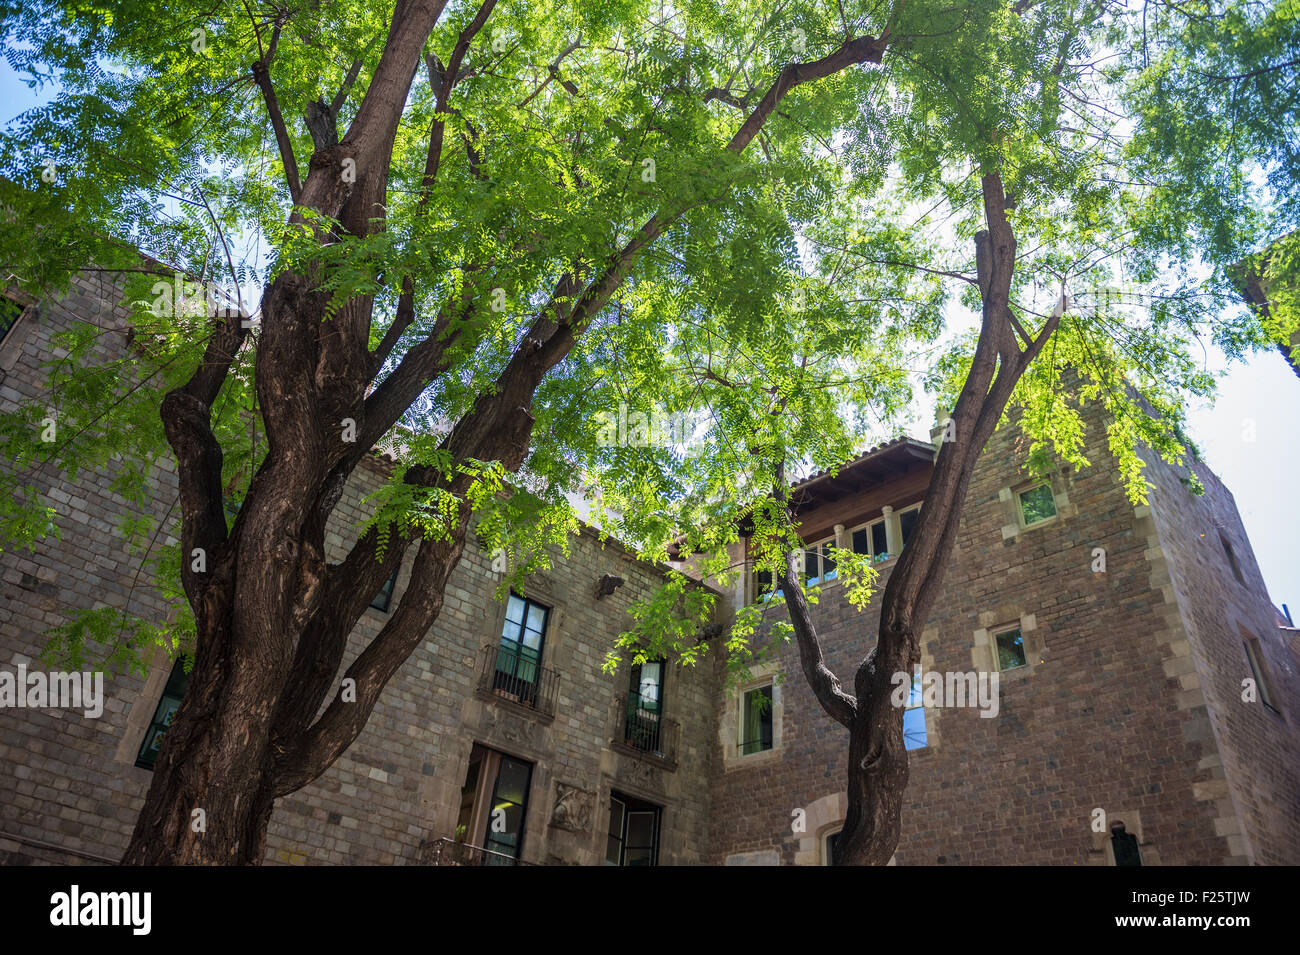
[624, 659, 669, 756]
[1017, 483, 1057, 527]
[851, 519, 889, 561]
[136, 658, 191, 770]
[803, 538, 837, 587]
[741, 684, 774, 755]
[899, 505, 921, 547]
[494, 594, 549, 703]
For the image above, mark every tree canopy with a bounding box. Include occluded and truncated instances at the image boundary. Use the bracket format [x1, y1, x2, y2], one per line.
[0, 0, 1290, 678]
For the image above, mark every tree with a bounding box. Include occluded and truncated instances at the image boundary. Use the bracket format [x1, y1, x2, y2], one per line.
[1120, 0, 1300, 374]
[0, 0, 1242, 866]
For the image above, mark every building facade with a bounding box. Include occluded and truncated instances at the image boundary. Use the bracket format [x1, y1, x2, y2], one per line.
[1, 272, 1297, 865]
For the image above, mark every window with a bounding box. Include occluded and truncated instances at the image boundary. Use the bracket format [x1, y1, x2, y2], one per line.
[136, 658, 191, 770]
[994, 627, 1027, 671]
[1018, 483, 1057, 526]
[624, 659, 666, 754]
[494, 594, 549, 705]
[803, 538, 838, 587]
[605, 791, 660, 866]
[899, 505, 921, 547]
[0, 296, 22, 344]
[455, 743, 533, 864]
[1110, 821, 1142, 866]
[368, 566, 399, 612]
[902, 665, 928, 750]
[823, 828, 841, 866]
[851, 520, 889, 561]
[741, 685, 774, 755]
[751, 566, 783, 603]
[1244, 638, 1278, 712]
[1220, 533, 1246, 586]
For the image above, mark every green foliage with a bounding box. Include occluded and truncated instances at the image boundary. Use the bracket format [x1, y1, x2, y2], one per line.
[0, 0, 1278, 680]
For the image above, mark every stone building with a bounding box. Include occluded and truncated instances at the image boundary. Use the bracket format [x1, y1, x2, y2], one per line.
[1, 271, 1297, 866]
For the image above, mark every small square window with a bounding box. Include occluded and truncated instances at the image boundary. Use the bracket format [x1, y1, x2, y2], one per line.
[741, 685, 773, 755]
[995, 627, 1027, 671]
[1018, 483, 1057, 526]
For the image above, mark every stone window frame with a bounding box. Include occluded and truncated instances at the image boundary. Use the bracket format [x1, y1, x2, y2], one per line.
[1240, 628, 1281, 715]
[720, 659, 784, 771]
[1088, 809, 1161, 865]
[972, 610, 1045, 678]
[114, 636, 187, 773]
[999, 468, 1075, 540]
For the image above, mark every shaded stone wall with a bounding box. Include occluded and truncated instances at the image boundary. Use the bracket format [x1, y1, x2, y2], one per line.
[0, 273, 717, 866]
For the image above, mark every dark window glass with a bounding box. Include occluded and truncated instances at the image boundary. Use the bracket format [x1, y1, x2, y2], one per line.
[741, 685, 773, 754]
[369, 567, 399, 612]
[483, 755, 532, 862]
[136, 658, 191, 769]
[825, 830, 841, 866]
[1018, 484, 1057, 525]
[996, 628, 1027, 671]
[1110, 822, 1142, 866]
[0, 297, 22, 342]
[872, 522, 888, 557]
[900, 508, 920, 547]
[854, 522, 889, 558]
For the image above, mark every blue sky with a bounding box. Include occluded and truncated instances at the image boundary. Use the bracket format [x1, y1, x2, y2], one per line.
[2, 60, 1295, 613]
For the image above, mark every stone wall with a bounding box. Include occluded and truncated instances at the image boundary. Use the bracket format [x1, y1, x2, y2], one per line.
[0, 273, 717, 866]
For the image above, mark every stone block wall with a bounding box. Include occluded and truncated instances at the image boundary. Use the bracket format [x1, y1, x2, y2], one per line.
[0, 272, 717, 866]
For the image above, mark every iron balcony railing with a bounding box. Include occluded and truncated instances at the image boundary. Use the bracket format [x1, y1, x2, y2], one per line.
[419, 837, 536, 866]
[478, 644, 559, 718]
[621, 696, 680, 763]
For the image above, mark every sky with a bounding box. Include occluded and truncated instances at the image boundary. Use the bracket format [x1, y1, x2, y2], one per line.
[1, 59, 1295, 614]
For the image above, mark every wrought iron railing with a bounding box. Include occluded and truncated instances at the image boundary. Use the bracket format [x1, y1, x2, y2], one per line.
[419, 837, 536, 866]
[621, 698, 679, 763]
[477, 644, 559, 718]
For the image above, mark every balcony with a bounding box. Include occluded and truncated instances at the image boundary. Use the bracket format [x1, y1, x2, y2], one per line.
[614, 696, 679, 769]
[475, 644, 559, 721]
[419, 837, 536, 866]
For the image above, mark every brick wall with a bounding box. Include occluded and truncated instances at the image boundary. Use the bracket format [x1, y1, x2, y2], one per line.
[706, 401, 1300, 865]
